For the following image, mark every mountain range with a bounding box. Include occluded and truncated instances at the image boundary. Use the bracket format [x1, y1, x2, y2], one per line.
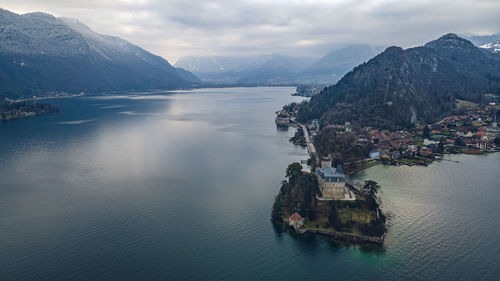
[0, 8, 200, 98]
[174, 45, 384, 85]
[176, 34, 500, 86]
[297, 34, 500, 129]
[463, 33, 500, 53]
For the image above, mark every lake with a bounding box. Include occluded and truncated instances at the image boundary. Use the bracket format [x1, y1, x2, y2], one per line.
[1, 87, 499, 280]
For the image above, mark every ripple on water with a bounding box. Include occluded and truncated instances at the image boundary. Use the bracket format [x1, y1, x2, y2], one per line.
[1, 89, 499, 280]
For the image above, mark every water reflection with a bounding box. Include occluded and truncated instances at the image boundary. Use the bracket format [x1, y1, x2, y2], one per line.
[276, 125, 289, 132]
[1, 88, 499, 280]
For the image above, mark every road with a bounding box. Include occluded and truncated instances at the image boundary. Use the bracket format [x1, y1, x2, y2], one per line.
[302, 125, 320, 167]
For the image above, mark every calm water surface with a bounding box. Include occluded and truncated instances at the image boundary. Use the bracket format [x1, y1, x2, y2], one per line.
[1, 87, 499, 280]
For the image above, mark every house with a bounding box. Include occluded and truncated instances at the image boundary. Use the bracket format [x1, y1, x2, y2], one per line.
[311, 119, 320, 129]
[476, 131, 488, 140]
[289, 212, 304, 229]
[423, 139, 439, 145]
[419, 149, 433, 157]
[369, 150, 381, 159]
[316, 164, 349, 199]
[486, 126, 498, 139]
[345, 121, 352, 132]
[275, 116, 290, 126]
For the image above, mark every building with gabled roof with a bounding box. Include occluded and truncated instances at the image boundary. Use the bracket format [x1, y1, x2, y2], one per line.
[289, 212, 304, 229]
[316, 164, 353, 200]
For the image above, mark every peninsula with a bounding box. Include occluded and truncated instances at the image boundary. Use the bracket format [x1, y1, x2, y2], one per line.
[0, 100, 59, 120]
[271, 34, 499, 244]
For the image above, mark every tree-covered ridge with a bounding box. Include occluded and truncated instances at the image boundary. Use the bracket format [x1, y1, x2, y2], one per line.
[297, 34, 500, 130]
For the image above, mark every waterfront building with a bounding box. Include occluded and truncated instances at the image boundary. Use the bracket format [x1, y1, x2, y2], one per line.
[289, 212, 304, 229]
[275, 116, 290, 126]
[316, 164, 350, 199]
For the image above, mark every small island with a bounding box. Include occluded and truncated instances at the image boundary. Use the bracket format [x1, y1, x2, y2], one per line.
[272, 162, 386, 244]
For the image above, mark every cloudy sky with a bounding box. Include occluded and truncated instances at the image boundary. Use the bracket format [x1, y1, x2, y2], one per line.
[2, 0, 499, 63]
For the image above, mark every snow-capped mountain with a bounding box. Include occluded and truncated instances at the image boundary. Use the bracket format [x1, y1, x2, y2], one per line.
[463, 33, 500, 53]
[480, 41, 500, 53]
[0, 8, 199, 97]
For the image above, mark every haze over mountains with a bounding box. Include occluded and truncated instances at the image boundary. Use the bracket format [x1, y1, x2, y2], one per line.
[175, 35, 499, 86]
[0, 8, 200, 98]
[0, 7, 498, 101]
[464, 33, 500, 53]
[297, 34, 500, 129]
[175, 45, 384, 85]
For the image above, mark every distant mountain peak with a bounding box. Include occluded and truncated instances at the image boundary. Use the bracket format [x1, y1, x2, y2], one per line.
[441, 33, 459, 39]
[383, 46, 404, 54]
[425, 33, 475, 50]
[480, 41, 500, 53]
[298, 33, 500, 130]
[23, 12, 55, 18]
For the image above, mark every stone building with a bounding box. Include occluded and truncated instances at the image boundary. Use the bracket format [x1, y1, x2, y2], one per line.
[316, 163, 349, 199]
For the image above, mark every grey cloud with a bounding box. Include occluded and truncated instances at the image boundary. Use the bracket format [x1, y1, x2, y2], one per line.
[1, 0, 499, 63]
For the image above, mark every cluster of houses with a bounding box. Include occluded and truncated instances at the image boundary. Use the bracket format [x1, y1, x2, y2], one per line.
[305, 107, 498, 166]
[367, 109, 499, 162]
[438, 112, 498, 150]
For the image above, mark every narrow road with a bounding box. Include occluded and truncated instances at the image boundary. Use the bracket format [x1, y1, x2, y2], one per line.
[302, 125, 320, 167]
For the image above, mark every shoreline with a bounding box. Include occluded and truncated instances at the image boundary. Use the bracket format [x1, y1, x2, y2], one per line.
[280, 216, 384, 244]
[345, 149, 500, 175]
[1, 93, 82, 122]
[3, 92, 85, 103]
[288, 120, 499, 175]
[274, 117, 498, 245]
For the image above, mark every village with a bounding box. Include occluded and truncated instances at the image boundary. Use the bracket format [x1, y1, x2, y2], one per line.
[276, 98, 500, 170]
[272, 98, 499, 244]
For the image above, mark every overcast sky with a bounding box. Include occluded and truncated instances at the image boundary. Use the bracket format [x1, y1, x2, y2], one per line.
[2, 0, 499, 63]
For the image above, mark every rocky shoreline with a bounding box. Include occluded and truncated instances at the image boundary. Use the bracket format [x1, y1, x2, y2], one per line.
[280, 216, 384, 244]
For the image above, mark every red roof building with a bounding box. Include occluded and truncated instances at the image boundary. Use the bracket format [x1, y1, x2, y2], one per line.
[290, 212, 303, 222]
[289, 212, 304, 229]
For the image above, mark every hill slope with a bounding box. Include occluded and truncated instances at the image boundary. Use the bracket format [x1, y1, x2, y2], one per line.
[297, 34, 500, 129]
[298, 45, 384, 84]
[236, 54, 311, 84]
[0, 9, 198, 97]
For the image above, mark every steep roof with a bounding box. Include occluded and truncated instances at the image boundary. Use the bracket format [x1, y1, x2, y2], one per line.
[290, 212, 303, 221]
[317, 164, 344, 178]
